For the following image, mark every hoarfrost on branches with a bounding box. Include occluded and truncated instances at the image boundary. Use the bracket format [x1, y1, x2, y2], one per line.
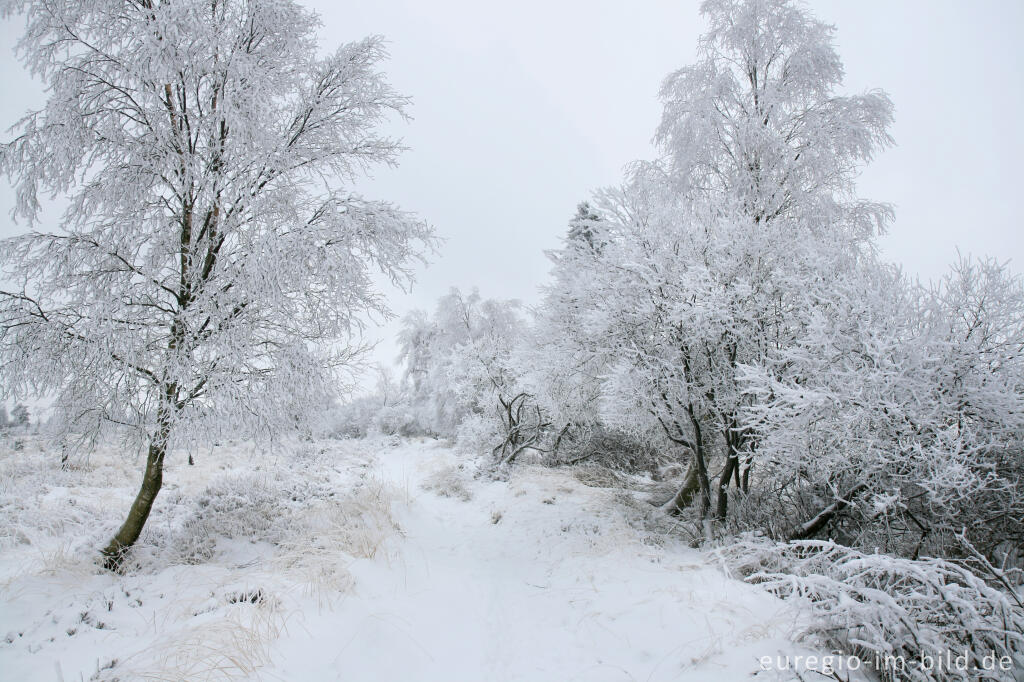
[0, 0, 434, 567]
[533, 0, 894, 520]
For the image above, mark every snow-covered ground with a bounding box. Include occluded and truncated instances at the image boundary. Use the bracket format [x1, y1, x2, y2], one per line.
[0, 435, 834, 681]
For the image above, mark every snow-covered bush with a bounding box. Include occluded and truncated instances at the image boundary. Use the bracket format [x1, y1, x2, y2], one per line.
[0, 437, 134, 553]
[328, 396, 384, 439]
[545, 423, 673, 475]
[454, 412, 502, 456]
[736, 257, 1024, 561]
[327, 369, 427, 439]
[420, 464, 473, 502]
[147, 471, 310, 565]
[717, 537, 1024, 682]
[328, 393, 422, 439]
[123, 468, 325, 569]
[397, 289, 538, 456]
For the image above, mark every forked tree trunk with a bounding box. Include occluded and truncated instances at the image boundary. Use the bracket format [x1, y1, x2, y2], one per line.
[101, 428, 169, 572]
[716, 421, 742, 519]
[663, 435, 713, 518]
[662, 458, 700, 515]
[655, 398, 712, 518]
[716, 451, 739, 520]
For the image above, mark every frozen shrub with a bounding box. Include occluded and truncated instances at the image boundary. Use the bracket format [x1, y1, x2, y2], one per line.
[327, 395, 381, 439]
[548, 424, 675, 475]
[455, 413, 502, 456]
[144, 468, 336, 566]
[328, 388, 429, 440]
[421, 465, 472, 502]
[185, 473, 291, 543]
[716, 536, 1024, 682]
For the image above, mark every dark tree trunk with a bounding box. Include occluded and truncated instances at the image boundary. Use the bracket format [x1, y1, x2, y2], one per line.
[788, 483, 868, 541]
[101, 425, 170, 572]
[687, 408, 712, 518]
[716, 452, 739, 520]
[661, 409, 713, 518]
[663, 459, 700, 515]
[716, 420, 742, 519]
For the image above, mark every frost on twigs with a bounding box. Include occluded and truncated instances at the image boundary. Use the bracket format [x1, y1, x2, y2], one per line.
[0, 0, 434, 562]
[716, 536, 1024, 682]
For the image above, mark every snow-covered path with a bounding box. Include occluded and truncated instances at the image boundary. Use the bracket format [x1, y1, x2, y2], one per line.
[0, 438, 820, 681]
[265, 440, 812, 681]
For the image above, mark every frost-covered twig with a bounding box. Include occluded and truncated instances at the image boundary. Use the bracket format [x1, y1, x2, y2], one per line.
[716, 536, 1024, 682]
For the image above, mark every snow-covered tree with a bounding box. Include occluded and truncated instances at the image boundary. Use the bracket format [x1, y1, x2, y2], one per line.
[397, 289, 536, 458]
[656, 0, 893, 233]
[327, 365, 420, 439]
[0, 0, 433, 569]
[535, 0, 893, 519]
[528, 204, 608, 434]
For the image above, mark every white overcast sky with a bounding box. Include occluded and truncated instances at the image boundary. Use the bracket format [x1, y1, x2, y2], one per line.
[2, 0, 1023, 379]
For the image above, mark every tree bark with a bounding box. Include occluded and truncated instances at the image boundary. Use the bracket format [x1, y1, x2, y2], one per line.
[101, 427, 169, 572]
[716, 451, 739, 520]
[716, 420, 742, 519]
[662, 432, 713, 519]
[687, 408, 712, 518]
[663, 459, 700, 516]
[788, 483, 868, 541]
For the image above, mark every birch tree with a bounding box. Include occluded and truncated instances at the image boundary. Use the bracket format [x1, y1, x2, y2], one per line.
[0, 0, 433, 570]
[536, 0, 893, 520]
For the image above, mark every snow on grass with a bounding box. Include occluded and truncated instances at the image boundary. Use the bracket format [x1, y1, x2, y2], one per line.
[0, 434, 837, 681]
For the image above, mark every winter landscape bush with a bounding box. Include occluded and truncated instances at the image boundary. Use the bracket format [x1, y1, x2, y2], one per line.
[717, 537, 1024, 681]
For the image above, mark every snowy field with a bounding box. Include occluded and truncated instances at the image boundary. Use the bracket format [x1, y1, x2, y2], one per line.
[0, 435, 837, 682]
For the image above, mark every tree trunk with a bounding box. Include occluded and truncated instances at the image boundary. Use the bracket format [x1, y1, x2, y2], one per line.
[716, 421, 741, 519]
[716, 452, 738, 520]
[662, 459, 700, 515]
[662, 436, 713, 519]
[687, 408, 712, 518]
[101, 432, 168, 572]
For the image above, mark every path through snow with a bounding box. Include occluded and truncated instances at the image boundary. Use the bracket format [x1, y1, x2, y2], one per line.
[0, 437, 826, 681]
[267, 440, 817, 681]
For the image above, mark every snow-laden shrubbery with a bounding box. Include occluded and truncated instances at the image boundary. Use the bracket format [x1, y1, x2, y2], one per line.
[327, 379, 425, 440]
[0, 437, 404, 682]
[420, 463, 474, 501]
[128, 457, 400, 583]
[0, 436, 134, 553]
[716, 537, 1024, 682]
[543, 423, 676, 475]
[0, 436, 400, 589]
